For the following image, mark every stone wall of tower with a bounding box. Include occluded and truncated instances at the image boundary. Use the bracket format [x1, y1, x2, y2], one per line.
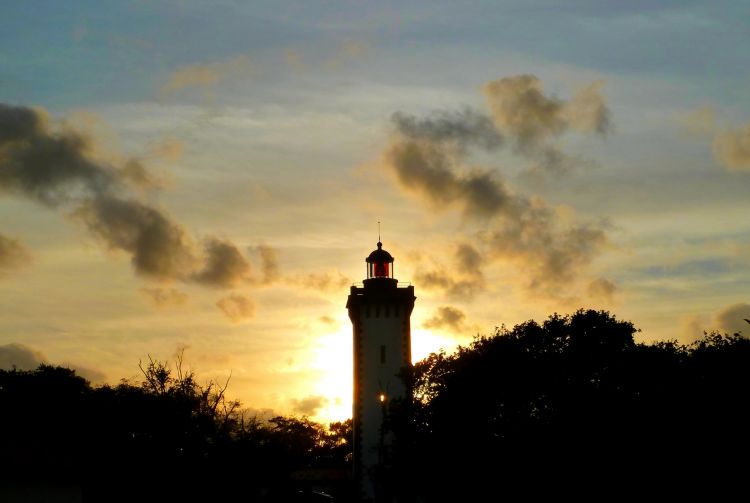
[348, 281, 415, 502]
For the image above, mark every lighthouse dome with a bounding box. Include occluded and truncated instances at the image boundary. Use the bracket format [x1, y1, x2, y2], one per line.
[366, 242, 393, 263]
[365, 242, 394, 279]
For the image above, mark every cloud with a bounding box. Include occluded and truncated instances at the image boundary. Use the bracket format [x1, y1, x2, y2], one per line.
[484, 75, 610, 145]
[324, 39, 372, 69]
[414, 267, 485, 299]
[385, 140, 514, 219]
[565, 80, 612, 135]
[0, 233, 31, 271]
[587, 277, 617, 304]
[193, 237, 252, 288]
[0, 343, 106, 383]
[680, 105, 717, 138]
[483, 75, 611, 173]
[118, 159, 164, 190]
[0, 343, 46, 370]
[0, 103, 261, 292]
[484, 75, 567, 148]
[284, 48, 304, 72]
[59, 362, 107, 384]
[77, 195, 196, 280]
[382, 77, 611, 297]
[455, 243, 483, 277]
[413, 244, 485, 299]
[147, 136, 184, 162]
[255, 244, 280, 284]
[160, 55, 251, 98]
[319, 315, 336, 325]
[139, 287, 189, 308]
[289, 271, 351, 292]
[483, 215, 608, 293]
[713, 123, 750, 171]
[216, 293, 255, 323]
[423, 306, 467, 333]
[714, 303, 750, 336]
[681, 314, 709, 343]
[0, 103, 116, 206]
[392, 109, 503, 152]
[290, 394, 328, 416]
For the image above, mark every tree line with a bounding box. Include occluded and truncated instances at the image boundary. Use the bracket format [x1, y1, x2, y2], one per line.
[1, 309, 749, 501]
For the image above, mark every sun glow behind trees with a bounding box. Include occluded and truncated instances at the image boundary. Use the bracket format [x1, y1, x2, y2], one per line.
[308, 319, 460, 422]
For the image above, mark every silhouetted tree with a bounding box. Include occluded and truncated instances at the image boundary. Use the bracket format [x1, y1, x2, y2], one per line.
[409, 310, 750, 499]
[0, 354, 351, 502]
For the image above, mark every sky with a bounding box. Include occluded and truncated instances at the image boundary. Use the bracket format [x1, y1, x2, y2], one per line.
[1, 0, 749, 422]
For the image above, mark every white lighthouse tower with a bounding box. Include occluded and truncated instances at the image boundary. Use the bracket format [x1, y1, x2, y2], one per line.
[347, 241, 415, 502]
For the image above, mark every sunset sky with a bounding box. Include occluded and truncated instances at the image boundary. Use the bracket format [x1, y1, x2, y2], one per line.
[1, 0, 749, 422]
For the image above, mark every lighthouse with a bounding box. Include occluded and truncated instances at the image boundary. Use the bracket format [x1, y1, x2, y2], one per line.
[347, 241, 416, 502]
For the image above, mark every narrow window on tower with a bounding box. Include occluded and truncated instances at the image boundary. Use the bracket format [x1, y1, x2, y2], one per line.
[380, 345, 386, 364]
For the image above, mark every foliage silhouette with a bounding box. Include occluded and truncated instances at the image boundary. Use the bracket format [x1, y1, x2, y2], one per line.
[0, 354, 351, 502]
[1, 309, 749, 501]
[407, 309, 750, 499]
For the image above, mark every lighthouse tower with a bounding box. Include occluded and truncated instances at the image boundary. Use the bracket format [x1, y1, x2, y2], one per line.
[347, 241, 415, 502]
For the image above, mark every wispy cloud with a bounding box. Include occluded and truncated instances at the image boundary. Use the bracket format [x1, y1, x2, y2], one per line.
[713, 123, 750, 171]
[423, 306, 467, 333]
[290, 394, 328, 416]
[0, 233, 31, 272]
[216, 293, 256, 323]
[139, 287, 189, 308]
[160, 55, 252, 99]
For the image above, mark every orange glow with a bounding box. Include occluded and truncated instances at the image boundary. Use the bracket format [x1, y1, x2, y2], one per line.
[379, 393, 386, 403]
[309, 322, 353, 422]
[411, 328, 458, 363]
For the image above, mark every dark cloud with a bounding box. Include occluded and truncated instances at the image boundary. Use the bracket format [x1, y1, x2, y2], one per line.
[414, 270, 481, 298]
[455, 243, 483, 277]
[193, 237, 252, 288]
[0, 233, 31, 271]
[77, 195, 196, 280]
[0, 343, 46, 370]
[383, 77, 611, 298]
[0, 343, 106, 383]
[319, 315, 336, 325]
[0, 104, 115, 206]
[139, 287, 189, 308]
[587, 277, 617, 303]
[483, 75, 611, 174]
[484, 75, 567, 148]
[484, 215, 608, 293]
[714, 303, 750, 336]
[484, 75, 610, 146]
[392, 109, 503, 151]
[0, 102, 262, 293]
[290, 395, 328, 416]
[413, 243, 486, 299]
[423, 306, 467, 333]
[216, 293, 255, 322]
[385, 140, 513, 219]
